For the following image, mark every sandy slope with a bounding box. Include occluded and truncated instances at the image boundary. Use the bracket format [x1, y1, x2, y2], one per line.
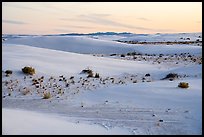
[3, 35, 202, 55]
[2, 108, 130, 135]
[2, 33, 202, 135]
[119, 32, 202, 42]
[2, 44, 165, 77]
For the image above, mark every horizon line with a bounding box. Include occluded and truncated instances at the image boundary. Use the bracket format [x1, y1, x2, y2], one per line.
[2, 31, 202, 36]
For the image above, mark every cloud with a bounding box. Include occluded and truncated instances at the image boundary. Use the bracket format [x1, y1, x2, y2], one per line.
[77, 14, 155, 31]
[60, 14, 173, 32]
[54, 28, 71, 32]
[57, 25, 95, 32]
[59, 18, 70, 21]
[90, 13, 110, 17]
[3, 3, 64, 14]
[2, 19, 27, 25]
[67, 25, 94, 29]
[137, 17, 151, 21]
[3, 3, 40, 11]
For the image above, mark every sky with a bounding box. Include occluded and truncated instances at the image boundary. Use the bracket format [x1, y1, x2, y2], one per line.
[2, 2, 202, 35]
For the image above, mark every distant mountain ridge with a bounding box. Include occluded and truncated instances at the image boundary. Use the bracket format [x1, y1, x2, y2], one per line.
[54, 32, 133, 36]
[2, 32, 202, 37]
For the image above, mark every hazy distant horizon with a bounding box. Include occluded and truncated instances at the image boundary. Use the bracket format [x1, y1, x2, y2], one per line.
[2, 31, 202, 36]
[3, 2, 202, 35]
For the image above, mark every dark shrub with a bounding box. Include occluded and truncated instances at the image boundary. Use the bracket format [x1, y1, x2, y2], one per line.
[133, 80, 137, 83]
[133, 56, 137, 59]
[178, 82, 189, 88]
[121, 54, 125, 57]
[87, 71, 94, 78]
[81, 68, 95, 78]
[5, 70, 13, 75]
[110, 54, 117, 56]
[132, 52, 137, 55]
[145, 73, 150, 77]
[161, 73, 179, 80]
[81, 68, 93, 74]
[22, 66, 35, 75]
[95, 73, 100, 78]
[127, 52, 131, 56]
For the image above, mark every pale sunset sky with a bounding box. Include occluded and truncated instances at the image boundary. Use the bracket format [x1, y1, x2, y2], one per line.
[2, 2, 202, 35]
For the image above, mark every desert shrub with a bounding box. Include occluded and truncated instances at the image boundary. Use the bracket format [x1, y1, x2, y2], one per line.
[145, 73, 150, 77]
[161, 73, 179, 80]
[132, 52, 137, 55]
[87, 71, 94, 78]
[110, 54, 117, 56]
[42, 92, 51, 99]
[22, 88, 30, 95]
[95, 73, 100, 78]
[22, 66, 35, 75]
[133, 80, 137, 83]
[5, 70, 13, 75]
[178, 82, 189, 88]
[127, 52, 131, 56]
[70, 76, 74, 79]
[121, 54, 125, 57]
[81, 68, 93, 74]
[127, 52, 137, 56]
[188, 55, 192, 58]
[81, 68, 94, 78]
[58, 89, 63, 94]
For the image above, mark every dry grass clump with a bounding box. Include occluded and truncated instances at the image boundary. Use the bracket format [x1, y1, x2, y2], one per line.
[22, 66, 35, 75]
[22, 87, 30, 95]
[42, 91, 51, 99]
[178, 82, 189, 88]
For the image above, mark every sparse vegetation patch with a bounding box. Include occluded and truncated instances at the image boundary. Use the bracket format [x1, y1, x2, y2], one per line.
[22, 66, 35, 75]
